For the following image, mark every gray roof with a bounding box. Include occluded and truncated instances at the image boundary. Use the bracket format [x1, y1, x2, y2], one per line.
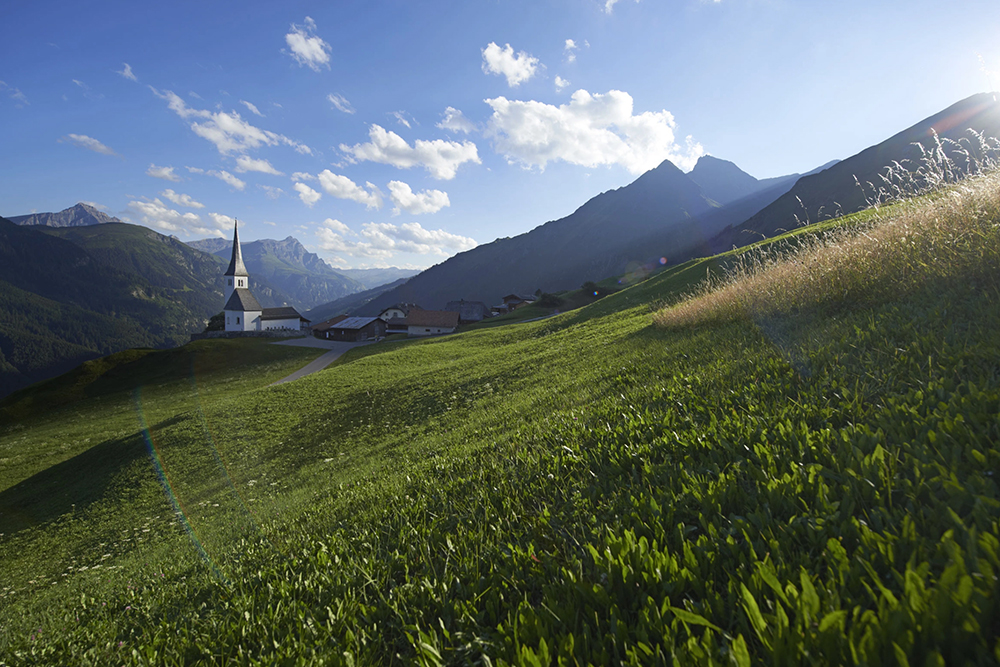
[262, 306, 307, 321]
[331, 316, 383, 330]
[224, 288, 262, 312]
[224, 222, 249, 277]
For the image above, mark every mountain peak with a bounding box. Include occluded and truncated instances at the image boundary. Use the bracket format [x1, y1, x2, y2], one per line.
[7, 203, 122, 228]
[687, 155, 763, 205]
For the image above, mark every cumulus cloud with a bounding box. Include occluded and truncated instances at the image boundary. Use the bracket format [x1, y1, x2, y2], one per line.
[151, 87, 312, 155]
[604, 0, 640, 14]
[117, 63, 137, 81]
[291, 171, 316, 181]
[482, 42, 541, 87]
[485, 88, 704, 174]
[208, 213, 235, 229]
[340, 124, 480, 180]
[328, 93, 355, 114]
[555, 76, 570, 91]
[59, 133, 119, 156]
[258, 184, 284, 199]
[437, 106, 476, 134]
[127, 198, 223, 237]
[188, 166, 246, 190]
[294, 182, 321, 207]
[285, 17, 331, 71]
[564, 39, 578, 63]
[160, 189, 205, 209]
[234, 155, 283, 175]
[147, 164, 181, 181]
[316, 170, 383, 210]
[315, 218, 476, 261]
[387, 181, 450, 215]
[240, 100, 264, 117]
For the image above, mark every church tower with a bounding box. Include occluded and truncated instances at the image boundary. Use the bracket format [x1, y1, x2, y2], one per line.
[223, 220, 263, 332]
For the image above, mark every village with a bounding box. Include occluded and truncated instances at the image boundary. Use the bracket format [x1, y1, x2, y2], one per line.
[213, 222, 539, 343]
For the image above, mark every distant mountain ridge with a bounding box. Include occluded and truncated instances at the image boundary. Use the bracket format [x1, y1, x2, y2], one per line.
[7, 203, 123, 228]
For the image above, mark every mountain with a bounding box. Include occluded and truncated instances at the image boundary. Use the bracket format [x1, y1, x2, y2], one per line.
[305, 277, 411, 323]
[7, 202, 123, 227]
[355, 158, 803, 313]
[717, 93, 1000, 248]
[334, 267, 421, 290]
[687, 156, 791, 205]
[188, 236, 363, 310]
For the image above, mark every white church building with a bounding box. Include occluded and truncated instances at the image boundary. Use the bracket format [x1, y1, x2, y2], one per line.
[223, 222, 309, 333]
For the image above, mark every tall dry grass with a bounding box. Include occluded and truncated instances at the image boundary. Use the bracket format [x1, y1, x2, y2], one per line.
[655, 131, 1000, 329]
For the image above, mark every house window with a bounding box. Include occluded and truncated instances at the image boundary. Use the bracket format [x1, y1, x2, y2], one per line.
[425, 328, 431, 332]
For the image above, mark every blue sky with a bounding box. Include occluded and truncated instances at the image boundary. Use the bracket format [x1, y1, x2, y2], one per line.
[2, 0, 999, 270]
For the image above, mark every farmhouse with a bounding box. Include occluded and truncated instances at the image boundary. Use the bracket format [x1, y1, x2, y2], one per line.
[223, 222, 309, 333]
[405, 310, 459, 336]
[325, 316, 387, 342]
[444, 299, 489, 323]
[310, 315, 348, 338]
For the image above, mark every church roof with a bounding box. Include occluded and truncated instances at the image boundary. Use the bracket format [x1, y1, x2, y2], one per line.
[262, 306, 307, 321]
[224, 288, 262, 312]
[224, 221, 248, 277]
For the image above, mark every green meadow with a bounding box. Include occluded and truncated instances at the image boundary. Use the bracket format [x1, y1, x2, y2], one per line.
[1, 173, 999, 665]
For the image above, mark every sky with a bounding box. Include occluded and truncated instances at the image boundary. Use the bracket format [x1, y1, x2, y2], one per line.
[2, 0, 999, 270]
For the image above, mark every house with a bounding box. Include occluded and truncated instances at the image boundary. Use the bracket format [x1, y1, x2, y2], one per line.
[405, 310, 460, 336]
[325, 316, 386, 342]
[384, 317, 409, 336]
[492, 294, 537, 316]
[444, 299, 489, 324]
[310, 315, 349, 338]
[378, 303, 422, 321]
[222, 222, 308, 332]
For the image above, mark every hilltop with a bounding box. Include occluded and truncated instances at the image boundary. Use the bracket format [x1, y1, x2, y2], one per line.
[6, 202, 122, 228]
[1, 156, 999, 663]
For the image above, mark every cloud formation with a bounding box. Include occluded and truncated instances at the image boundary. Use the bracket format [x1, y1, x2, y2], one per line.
[564, 39, 578, 63]
[240, 100, 264, 117]
[160, 189, 205, 209]
[387, 181, 450, 215]
[604, 0, 640, 14]
[285, 17, 331, 71]
[152, 88, 312, 155]
[315, 218, 476, 261]
[127, 198, 228, 237]
[258, 185, 284, 199]
[234, 155, 283, 175]
[0, 81, 29, 106]
[485, 89, 704, 174]
[555, 76, 570, 91]
[317, 170, 383, 210]
[482, 42, 540, 87]
[147, 164, 181, 181]
[340, 124, 480, 180]
[117, 63, 137, 81]
[328, 93, 355, 114]
[437, 107, 476, 134]
[59, 133, 118, 156]
[188, 166, 246, 190]
[294, 182, 321, 207]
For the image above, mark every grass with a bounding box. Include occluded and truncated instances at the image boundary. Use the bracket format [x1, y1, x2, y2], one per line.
[0, 170, 999, 664]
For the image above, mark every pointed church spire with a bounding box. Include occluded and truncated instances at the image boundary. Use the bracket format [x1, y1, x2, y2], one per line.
[224, 219, 248, 277]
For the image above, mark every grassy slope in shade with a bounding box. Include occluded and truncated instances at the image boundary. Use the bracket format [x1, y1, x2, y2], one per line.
[0, 180, 999, 663]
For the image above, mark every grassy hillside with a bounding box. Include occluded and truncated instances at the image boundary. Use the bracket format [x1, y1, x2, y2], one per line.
[1, 172, 998, 664]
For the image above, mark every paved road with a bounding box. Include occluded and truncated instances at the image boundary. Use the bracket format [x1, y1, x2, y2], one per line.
[269, 337, 372, 386]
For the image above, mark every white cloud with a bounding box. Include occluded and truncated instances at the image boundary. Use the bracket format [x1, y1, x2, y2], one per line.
[160, 189, 205, 209]
[294, 182, 322, 207]
[117, 63, 137, 81]
[392, 111, 412, 128]
[147, 164, 181, 181]
[564, 39, 578, 63]
[59, 133, 118, 156]
[0, 81, 29, 106]
[387, 181, 450, 215]
[208, 213, 235, 229]
[212, 170, 246, 190]
[315, 219, 476, 261]
[485, 88, 704, 174]
[258, 184, 284, 199]
[127, 198, 222, 237]
[317, 170, 383, 210]
[291, 171, 316, 181]
[240, 100, 264, 117]
[328, 93, 355, 114]
[285, 17, 331, 71]
[152, 87, 312, 155]
[604, 0, 640, 14]
[437, 106, 476, 134]
[340, 124, 480, 180]
[555, 76, 570, 91]
[482, 42, 541, 87]
[234, 155, 283, 175]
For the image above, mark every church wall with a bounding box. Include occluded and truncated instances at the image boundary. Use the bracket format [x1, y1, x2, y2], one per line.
[262, 318, 303, 331]
[225, 309, 262, 332]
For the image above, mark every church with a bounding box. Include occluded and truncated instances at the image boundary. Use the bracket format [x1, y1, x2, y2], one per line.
[223, 222, 309, 333]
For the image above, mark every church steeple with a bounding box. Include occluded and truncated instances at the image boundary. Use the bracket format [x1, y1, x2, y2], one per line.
[224, 220, 248, 278]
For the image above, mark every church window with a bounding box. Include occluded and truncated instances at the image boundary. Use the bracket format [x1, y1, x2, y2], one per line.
[237, 317, 240, 324]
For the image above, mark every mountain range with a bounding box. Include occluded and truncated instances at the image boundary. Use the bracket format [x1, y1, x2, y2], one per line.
[7, 202, 123, 228]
